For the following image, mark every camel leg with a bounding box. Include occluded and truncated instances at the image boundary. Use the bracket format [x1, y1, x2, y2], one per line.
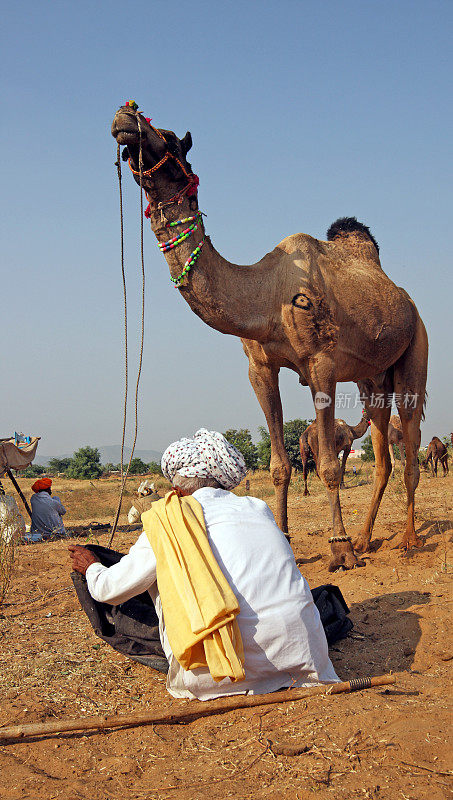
[300, 443, 310, 497]
[355, 407, 392, 554]
[394, 314, 428, 550]
[247, 356, 291, 533]
[339, 447, 350, 488]
[389, 443, 395, 473]
[308, 365, 363, 571]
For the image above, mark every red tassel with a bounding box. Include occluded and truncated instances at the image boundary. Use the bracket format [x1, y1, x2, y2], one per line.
[144, 204, 151, 218]
[186, 174, 200, 197]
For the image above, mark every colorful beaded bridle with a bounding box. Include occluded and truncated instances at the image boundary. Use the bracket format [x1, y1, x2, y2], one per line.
[123, 101, 204, 287]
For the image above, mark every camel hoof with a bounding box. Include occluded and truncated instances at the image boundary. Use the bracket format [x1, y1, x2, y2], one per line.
[304, 490, 310, 497]
[402, 536, 424, 551]
[354, 536, 371, 555]
[328, 540, 366, 572]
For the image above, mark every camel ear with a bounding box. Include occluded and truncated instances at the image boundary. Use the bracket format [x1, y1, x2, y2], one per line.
[181, 131, 192, 155]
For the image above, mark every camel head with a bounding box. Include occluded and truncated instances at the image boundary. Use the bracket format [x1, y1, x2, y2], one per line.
[111, 103, 193, 195]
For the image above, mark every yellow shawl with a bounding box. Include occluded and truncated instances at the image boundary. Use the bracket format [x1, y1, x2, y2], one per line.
[142, 491, 245, 683]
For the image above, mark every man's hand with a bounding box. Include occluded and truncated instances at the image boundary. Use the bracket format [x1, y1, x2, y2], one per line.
[68, 545, 100, 575]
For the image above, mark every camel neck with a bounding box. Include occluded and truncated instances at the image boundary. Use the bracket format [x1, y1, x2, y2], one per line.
[350, 417, 370, 439]
[145, 192, 271, 340]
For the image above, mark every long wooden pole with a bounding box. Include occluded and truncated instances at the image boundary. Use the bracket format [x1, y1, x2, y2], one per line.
[0, 674, 395, 742]
[6, 469, 32, 519]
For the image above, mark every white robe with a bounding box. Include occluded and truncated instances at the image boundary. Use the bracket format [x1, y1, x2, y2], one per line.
[86, 488, 339, 700]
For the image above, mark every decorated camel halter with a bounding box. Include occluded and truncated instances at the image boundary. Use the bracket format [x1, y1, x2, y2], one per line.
[157, 212, 205, 286]
[124, 101, 205, 288]
[110, 101, 205, 543]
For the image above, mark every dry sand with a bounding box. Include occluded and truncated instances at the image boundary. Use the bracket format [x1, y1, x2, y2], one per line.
[0, 466, 451, 799]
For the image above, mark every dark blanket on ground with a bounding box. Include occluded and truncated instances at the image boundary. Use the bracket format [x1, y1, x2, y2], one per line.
[71, 545, 353, 674]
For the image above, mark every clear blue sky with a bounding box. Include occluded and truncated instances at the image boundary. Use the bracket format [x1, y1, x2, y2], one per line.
[2, 0, 451, 457]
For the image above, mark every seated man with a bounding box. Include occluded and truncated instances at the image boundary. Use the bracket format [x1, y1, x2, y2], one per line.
[30, 477, 66, 540]
[69, 429, 338, 700]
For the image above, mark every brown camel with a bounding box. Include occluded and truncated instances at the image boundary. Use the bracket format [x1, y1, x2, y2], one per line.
[388, 414, 406, 472]
[422, 437, 449, 476]
[300, 409, 370, 496]
[111, 105, 428, 570]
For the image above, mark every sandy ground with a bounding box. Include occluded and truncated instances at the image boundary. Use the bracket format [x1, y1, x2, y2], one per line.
[0, 466, 452, 799]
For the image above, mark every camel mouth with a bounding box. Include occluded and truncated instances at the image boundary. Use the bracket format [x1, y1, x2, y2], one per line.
[111, 110, 140, 144]
[115, 128, 140, 146]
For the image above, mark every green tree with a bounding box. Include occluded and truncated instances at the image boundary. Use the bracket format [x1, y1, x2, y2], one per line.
[47, 457, 72, 474]
[148, 460, 163, 475]
[103, 462, 116, 473]
[361, 435, 375, 462]
[223, 429, 258, 471]
[22, 463, 46, 478]
[128, 457, 149, 475]
[66, 446, 103, 479]
[257, 419, 311, 471]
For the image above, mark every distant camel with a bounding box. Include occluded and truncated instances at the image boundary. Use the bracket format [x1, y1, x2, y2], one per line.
[300, 410, 370, 496]
[388, 415, 406, 472]
[127, 480, 161, 524]
[422, 437, 449, 477]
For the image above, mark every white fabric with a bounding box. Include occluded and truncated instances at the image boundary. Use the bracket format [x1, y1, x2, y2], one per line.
[30, 492, 66, 538]
[86, 488, 338, 700]
[0, 495, 25, 543]
[161, 429, 247, 490]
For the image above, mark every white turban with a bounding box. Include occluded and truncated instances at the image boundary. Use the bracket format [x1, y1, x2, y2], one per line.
[161, 428, 247, 490]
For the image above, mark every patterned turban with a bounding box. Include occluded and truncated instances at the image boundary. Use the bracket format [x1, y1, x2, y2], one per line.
[161, 428, 247, 490]
[31, 477, 52, 493]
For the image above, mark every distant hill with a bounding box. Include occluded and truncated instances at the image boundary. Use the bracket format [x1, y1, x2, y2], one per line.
[34, 445, 162, 467]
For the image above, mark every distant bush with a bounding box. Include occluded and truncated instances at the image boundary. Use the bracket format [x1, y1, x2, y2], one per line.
[223, 429, 258, 471]
[47, 457, 72, 474]
[128, 457, 149, 475]
[21, 464, 46, 478]
[361, 435, 375, 462]
[257, 419, 311, 471]
[66, 446, 103, 479]
[148, 461, 163, 475]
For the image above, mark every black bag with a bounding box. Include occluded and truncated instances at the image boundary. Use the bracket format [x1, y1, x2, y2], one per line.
[71, 544, 168, 672]
[311, 583, 353, 644]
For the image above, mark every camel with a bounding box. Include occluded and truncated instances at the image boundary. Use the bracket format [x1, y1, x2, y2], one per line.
[422, 437, 449, 477]
[111, 104, 428, 570]
[300, 409, 371, 496]
[388, 414, 406, 472]
[128, 480, 160, 524]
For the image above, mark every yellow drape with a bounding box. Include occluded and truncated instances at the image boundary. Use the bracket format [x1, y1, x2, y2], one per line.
[142, 491, 245, 683]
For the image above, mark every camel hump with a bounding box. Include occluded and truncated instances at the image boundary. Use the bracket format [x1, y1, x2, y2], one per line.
[327, 217, 379, 254]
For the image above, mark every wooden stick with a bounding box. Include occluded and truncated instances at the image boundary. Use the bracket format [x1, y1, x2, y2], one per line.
[0, 674, 395, 742]
[6, 469, 32, 519]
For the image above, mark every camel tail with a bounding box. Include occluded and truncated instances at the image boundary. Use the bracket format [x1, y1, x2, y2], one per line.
[327, 217, 379, 254]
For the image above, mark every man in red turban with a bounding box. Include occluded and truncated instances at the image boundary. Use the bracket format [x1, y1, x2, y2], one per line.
[30, 477, 66, 540]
